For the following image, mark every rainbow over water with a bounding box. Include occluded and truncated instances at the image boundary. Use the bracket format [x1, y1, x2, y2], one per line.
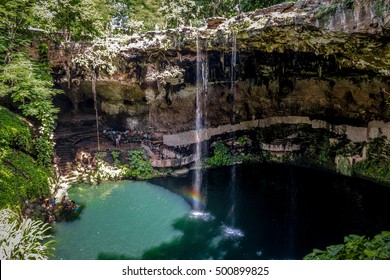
[182, 187, 205, 209]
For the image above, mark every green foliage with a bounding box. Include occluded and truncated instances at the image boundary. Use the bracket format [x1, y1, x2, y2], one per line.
[207, 141, 234, 167]
[125, 150, 154, 180]
[37, 43, 48, 60]
[365, 136, 389, 163]
[353, 137, 390, 183]
[342, 0, 354, 9]
[0, 106, 51, 209]
[315, 0, 354, 20]
[0, 208, 54, 260]
[195, 0, 236, 18]
[237, 135, 249, 146]
[318, 140, 332, 165]
[254, 124, 389, 183]
[336, 155, 352, 176]
[194, 0, 294, 20]
[95, 151, 107, 160]
[240, 0, 294, 12]
[110, 0, 293, 31]
[34, 0, 113, 41]
[0, 0, 36, 61]
[159, 0, 200, 28]
[35, 137, 55, 167]
[0, 54, 60, 166]
[111, 150, 120, 166]
[304, 232, 390, 260]
[315, 1, 339, 19]
[0, 106, 33, 152]
[0, 147, 50, 209]
[334, 139, 363, 157]
[0, 0, 300, 46]
[354, 160, 390, 183]
[372, 0, 389, 18]
[111, 0, 161, 33]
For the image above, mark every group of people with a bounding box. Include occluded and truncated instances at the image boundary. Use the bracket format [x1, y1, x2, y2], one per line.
[37, 196, 80, 223]
[103, 129, 149, 148]
[40, 198, 57, 222]
[60, 196, 79, 213]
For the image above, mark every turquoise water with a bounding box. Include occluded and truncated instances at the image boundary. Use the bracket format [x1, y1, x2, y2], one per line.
[52, 181, 190, 260]
[53, 164, 390, 260]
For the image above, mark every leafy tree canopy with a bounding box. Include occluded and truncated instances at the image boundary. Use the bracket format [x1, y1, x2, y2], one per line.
[34, 0, 113, 41]
[109, 0, 293, 33]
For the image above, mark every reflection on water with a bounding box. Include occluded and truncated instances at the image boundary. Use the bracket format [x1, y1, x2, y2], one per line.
[53, 163, 390, 260]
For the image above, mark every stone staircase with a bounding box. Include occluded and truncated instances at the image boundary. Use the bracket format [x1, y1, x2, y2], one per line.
[54, 116, 104, 175]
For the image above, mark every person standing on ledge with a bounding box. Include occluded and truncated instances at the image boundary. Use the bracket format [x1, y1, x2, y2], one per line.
[116, 133, 121, 148]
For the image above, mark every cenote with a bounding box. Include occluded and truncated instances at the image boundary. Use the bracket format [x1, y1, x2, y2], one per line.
[52, 163, 390, 260]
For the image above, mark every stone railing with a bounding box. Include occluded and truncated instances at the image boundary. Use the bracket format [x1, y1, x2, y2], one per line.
[163, 116, 390, 147]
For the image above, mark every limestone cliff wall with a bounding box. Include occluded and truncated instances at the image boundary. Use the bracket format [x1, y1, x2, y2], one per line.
[48, 0, 390, 137]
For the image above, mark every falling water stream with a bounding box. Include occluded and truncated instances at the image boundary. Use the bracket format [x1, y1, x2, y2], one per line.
[192, 33, 209, 217]
[222, 33, 244, 240]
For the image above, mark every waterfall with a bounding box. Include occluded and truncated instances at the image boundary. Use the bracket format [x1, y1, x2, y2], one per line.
[222, 32, 244, 239]
[228, 32, 237, 226]
[227, 166, 237, 226]
[192, 33, 208, 212]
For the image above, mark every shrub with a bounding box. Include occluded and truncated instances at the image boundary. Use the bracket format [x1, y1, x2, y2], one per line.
[126, 150, 154, 180]
[304, 232, 390, 260]
[111, 150, 121, 166]
[207, 142, 234, 167]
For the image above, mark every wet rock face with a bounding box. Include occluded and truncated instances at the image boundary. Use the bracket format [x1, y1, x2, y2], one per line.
[48, 0, 390, 134]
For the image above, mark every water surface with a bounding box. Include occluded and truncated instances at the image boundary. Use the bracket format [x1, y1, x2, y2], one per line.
[53, 181, 190, 259]
[53, 163, 390, 259]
